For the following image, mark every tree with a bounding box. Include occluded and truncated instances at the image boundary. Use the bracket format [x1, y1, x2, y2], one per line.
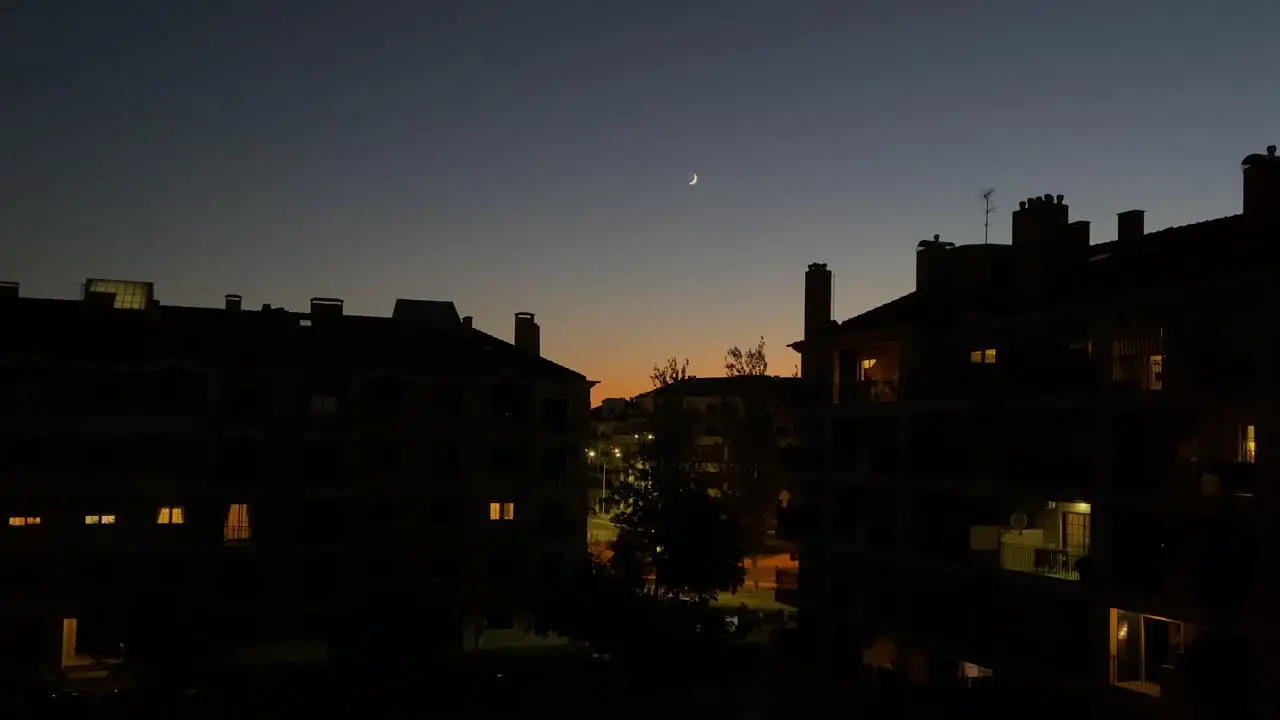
[724, 337, 768, 376]
[603, 400, 745, 601]
[716, 396, 789, 587]
[650, 356, 691, 388]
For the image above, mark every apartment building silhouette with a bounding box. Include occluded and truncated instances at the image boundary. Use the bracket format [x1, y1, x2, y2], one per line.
[784, 146, 1280, 718]
[0, 282, 592, 683]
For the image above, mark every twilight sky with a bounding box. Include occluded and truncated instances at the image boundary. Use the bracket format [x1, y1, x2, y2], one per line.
[4, 1, 1279, 403]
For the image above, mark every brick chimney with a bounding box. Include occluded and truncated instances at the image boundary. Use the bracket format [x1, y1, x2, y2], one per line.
[804, 263, 832, 340]
[1243, 145, 1280, 221]
[514, 312, 540, 356]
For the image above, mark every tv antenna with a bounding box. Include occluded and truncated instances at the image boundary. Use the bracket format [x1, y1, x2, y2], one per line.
[981, 189, 997, 244]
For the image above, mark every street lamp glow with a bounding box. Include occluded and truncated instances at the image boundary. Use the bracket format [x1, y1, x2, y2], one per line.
[613, 448, 621, 457]
[587, 450, 596, 458]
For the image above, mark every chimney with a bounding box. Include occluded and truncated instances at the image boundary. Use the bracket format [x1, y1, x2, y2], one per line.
[461, 316, 473, 329]
[804, 263, 833, 340]
[514, 312, 540, 356]
[310, 297, 344, 320]
[1012, 193, 1070, 247]
[225, 294, 242, 311]
[1242, 145, 1280, 220]
[1117, 210, 1145, 243]
[0, 281, 17, 298]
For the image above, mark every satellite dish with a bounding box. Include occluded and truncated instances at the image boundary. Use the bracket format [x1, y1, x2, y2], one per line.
[1201, 473, 1221, 496]
[1010, 510, 1028, 532]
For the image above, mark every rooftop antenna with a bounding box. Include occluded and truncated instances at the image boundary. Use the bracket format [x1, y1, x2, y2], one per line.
[981, 189, 997, 244]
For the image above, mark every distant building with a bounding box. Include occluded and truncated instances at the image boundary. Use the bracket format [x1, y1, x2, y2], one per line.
[0, 281, 593, 680]
[784, 146, 1280, 716]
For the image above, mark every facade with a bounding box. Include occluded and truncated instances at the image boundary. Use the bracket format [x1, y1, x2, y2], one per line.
[784, 146, 1280, 717]
[0, 281, 593, 682]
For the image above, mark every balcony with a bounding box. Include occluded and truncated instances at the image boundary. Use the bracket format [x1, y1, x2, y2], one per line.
[998, 542, 1083, 580]
[970, 501, 1091, 581]
[1110, 609, 1189, 701]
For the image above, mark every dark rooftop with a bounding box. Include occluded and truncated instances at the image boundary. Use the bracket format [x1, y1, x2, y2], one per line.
[0, 293, 588, 383]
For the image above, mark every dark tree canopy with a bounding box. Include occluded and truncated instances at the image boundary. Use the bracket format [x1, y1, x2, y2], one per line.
[724, 337, 768, 377]
[603, 401, 745, 601]
[650, 356, 691, 388]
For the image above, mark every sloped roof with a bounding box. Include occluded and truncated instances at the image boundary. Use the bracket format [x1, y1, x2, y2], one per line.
[0, 296, 587, 383]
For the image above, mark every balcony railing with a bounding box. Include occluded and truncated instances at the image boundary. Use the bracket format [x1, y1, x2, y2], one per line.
[999, 542, 1083, 580]
[1111, 653, 1179, 699]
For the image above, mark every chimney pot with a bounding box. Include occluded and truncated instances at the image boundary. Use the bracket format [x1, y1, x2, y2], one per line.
[225, 294, 242, 311]
[462, 315, 473, 329]
[1269, 145, 1277, 157]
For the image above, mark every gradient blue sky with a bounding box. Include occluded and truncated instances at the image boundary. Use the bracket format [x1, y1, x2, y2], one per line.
[4, 1, 1279, 402]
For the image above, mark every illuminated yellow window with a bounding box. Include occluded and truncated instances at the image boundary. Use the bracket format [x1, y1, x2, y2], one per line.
[8, 516, 40, 527]
[971, 349, 997, 364]
[224, 503, 251, 541]
[1244, 425, 1256, 464]
[489, 502, 515, 521]
[1148, 354, 1163, 390]
[857, 358, 877, 381]
[84, 514, 116, 525]
[970, 350, 982, 363]
[157, 506, 185, 524]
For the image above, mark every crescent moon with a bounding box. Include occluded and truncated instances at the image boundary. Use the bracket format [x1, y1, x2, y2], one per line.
[688, 172, 698, 186]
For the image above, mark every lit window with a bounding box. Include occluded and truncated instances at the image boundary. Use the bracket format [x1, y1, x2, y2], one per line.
[970, 350, 982, 363]
[84, 514, 116, 525]
[224, 503, 251, 541]
[489, 502, 515, 521]
[857, 358, 877, 381]
[1148, 354, 1163, 390]
[157, 506, 185, 524]
[84, 278, 151, 310]
[971, 349, 997, 364]
[8, 516, 40, 527]
[1244, 425, 1256, 464]
[311, 395, 338, 415]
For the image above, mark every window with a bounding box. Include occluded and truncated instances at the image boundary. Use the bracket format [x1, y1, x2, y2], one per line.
[1243, 425, 1256, 464]
[857, 358, 876, 381]
[970, 349, 997, 364]
[84, 514, 116, 525]
[311, 395, 338, 416]
[1147, 355, 1163, 390]
[489, 502, 515, 521]
[224, 503, 251, 541]
[157, 506, 185, 524]
[8, 516, 40, 527]
[84, 279, 150, 310]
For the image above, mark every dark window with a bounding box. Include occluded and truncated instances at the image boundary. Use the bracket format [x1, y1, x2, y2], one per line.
[362, 436, 402, 472]
[430, 497, 460, 525]
[492, 378, 531, 418]
[541, 397, 570, 432]
[491, 445, 528, 471]
[301, 499, 346, 543]
[431, 445, 460, 471]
